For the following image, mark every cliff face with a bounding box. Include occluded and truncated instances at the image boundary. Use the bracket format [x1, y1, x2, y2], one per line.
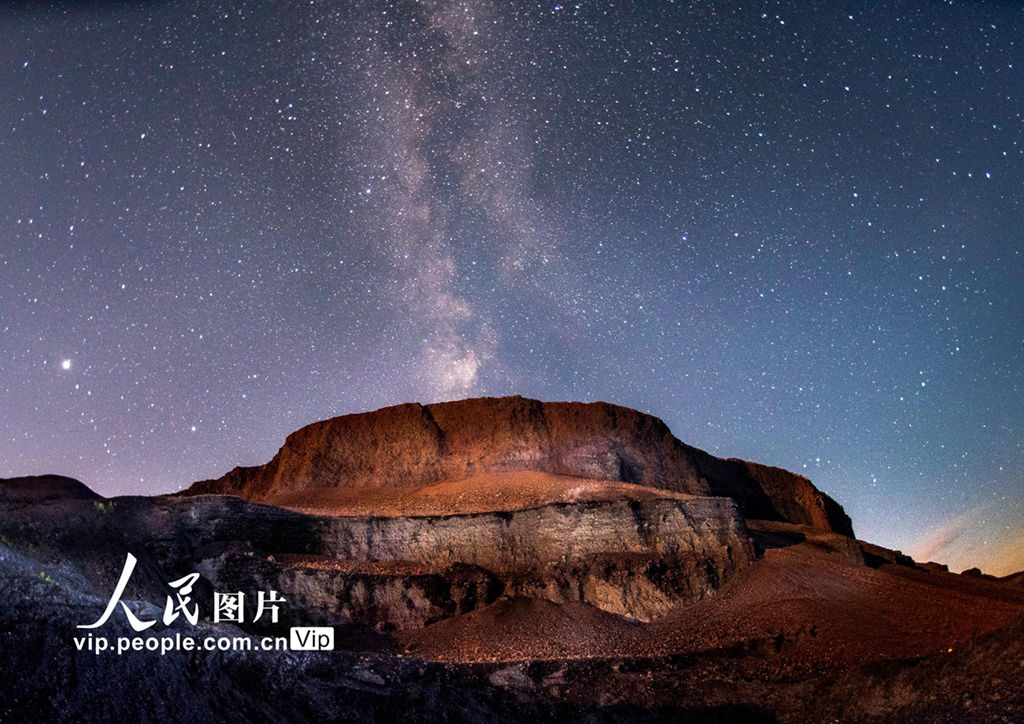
[0, 478, 750, 630]
[686, 452, 855, 537]
[205, 496, 753, 625]
[6, 475, 1024, 724]
[324, 496, 752, 622]
[188, 397, 705, 498]
[185, 395, 853, 536]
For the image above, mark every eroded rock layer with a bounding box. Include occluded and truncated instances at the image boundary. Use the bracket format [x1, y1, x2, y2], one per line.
[0, 481, 752, 628]
[201, 495, 753, 625]
[185, 396, 853, 536]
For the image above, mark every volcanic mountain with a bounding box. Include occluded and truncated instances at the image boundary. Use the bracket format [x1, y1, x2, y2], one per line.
[183, 395, 853, 535]
[2, 396, 1023, 723]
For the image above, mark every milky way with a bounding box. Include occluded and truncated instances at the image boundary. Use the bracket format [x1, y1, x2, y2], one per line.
[1, 1, 1022, 574]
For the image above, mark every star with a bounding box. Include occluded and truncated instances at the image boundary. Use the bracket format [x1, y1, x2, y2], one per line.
[0, 0, 1019, 575]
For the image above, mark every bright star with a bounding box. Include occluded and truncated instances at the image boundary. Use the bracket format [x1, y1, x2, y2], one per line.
[61, 359, 72, 370]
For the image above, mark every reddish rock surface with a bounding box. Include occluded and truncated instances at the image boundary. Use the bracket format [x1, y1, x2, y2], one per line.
[4, 444, 1024, 721]
[7, 399, 1020, 722]
[185, 396, 853, 536]
[268, 471, 698, 517]
[398, 534, 1024, 669]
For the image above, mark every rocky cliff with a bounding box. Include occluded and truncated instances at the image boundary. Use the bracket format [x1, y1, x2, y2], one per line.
[185, 396, 853, 536]
[0, 477, 751, 629]
[5, 474, 1023, 723]
[208, 495, 753, 625]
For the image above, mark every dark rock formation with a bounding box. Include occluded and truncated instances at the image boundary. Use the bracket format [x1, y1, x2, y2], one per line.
[215, 556, 505, 632]
[4, 457, 1024, 721]
[859, 540, 919, 569]
[315, 496, 753, 622]
[205, 493, 753, 624]
[0, 474, 100, 502]
[686, 453, 854, 536]
[185, 396, 853, 536]
[0, 477, 752, 629]
[1000, 570, 1024, 587]
[5, 399, 1019, 723]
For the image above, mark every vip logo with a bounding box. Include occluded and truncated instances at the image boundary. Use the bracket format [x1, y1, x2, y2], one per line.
[289, 626, 334, 651]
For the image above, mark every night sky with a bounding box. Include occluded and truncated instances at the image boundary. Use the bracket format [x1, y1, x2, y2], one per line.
[1, 2, 1021, 575]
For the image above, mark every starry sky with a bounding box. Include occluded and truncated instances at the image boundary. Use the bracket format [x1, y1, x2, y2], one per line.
[1, 1, 1021, 575]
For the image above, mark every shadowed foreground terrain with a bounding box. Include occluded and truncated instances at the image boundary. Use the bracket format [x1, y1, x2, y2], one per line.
[2, 397, 1022, 722]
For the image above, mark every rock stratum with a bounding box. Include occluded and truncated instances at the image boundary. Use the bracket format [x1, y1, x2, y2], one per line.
[184, 395, 853, 536]
[2, 396, 1023, 723]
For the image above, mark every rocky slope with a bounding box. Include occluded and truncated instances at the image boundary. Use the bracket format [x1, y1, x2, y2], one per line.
[4, 397, 1021, 722]
[198, 492, 755, 627]
[0, 477, 751, 628]
[185, 396, 853, 536]
[3, 474, 1023, 723]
